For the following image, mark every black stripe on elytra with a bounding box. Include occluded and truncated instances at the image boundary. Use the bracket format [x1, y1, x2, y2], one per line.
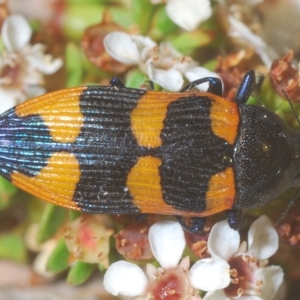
[72, 86, 148, 214]
[157, 95, 235, 213]
[0, 86, 149, 214]
[0, 107, 67, 180]
[0, 88, 235, 215]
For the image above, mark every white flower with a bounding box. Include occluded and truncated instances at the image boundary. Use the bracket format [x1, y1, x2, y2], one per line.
[152, 0, 212, 31]
[217, 0, 263, 5]
[8, 0, 58, 24]
[103, 220, 201, 300]
[0, 14, 62, 113]
[228, 16, 277, 68]
[258, 0, 300, 55]
[190, 215, 284, 300]
[104, 32, 220, 91]
[24, 223, 58, 279]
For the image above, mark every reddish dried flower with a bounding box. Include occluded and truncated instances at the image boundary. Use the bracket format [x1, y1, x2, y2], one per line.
[81, 11, 130, 73]
[0, 2, 9, 29]
[215, 49, 258, 101]
[269, 50, 300, 102]
[114, 217, 157, 261]
[277, 204, 300, 247]
[184, 220, 212, 259]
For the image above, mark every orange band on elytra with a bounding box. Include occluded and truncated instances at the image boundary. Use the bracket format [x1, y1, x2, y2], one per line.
[15, 87, 86, 143]
[205, 167, 236, 215]
[11, 151, 81, 210]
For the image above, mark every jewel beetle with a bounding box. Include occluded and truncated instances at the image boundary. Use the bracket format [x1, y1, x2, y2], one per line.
[0, 70, 299, 233]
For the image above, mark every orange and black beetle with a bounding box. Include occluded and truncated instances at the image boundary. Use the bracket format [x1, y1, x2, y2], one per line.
[0, 70, 299, 233]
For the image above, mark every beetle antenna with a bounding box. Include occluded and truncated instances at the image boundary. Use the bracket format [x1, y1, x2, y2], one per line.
[275, 188, 300, 226]
[281, 88, 300, 127]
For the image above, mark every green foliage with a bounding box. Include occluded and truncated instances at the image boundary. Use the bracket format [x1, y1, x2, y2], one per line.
[0, 233, 27, 262]
[171, 30, 214, 54]
[63, 3, 105, 41]
[132, 0, 157, 35]
[47, 238, 70, 273]
[37, 204, 67, 244]
[65, 43, 84, 87]
[67, 261, 95, 285]
[152, 6, 178, 38]
[125, 69, 148, 88]
[0, 177, 18, 210]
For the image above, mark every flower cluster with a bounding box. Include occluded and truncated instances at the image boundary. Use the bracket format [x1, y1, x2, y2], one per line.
[103, 216, 284, 300]
[104, 32, 220, 91]
[1, 0, 299, 296]
[0, 14, 62, 113]
[150, 0, 212, 31]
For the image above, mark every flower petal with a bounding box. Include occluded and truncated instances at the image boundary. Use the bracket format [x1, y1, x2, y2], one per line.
[208, 220, 240, 260]
[256, 266, 284, 300]
[2, 14, 32, 51]
[228, 16, 276, 67]
[184, 66, 223, 92]
[103, 261, 148, 296]
[33, 239, 58, 279]
[28, 44, 63, 74]
[202, 289, 229, 300]
[247, 215, 279, 260]
[104, 32, 142, 64]
[190, 257, 230, 291]
[147, 63, 184, 91]
[148, 220, 186, 268]
[166, 0, 212, 31]
[239, 296, 262, 300]
[0, 88, 26, 113]
[25, 85, 46, 99]
[131, 35, 157, 53]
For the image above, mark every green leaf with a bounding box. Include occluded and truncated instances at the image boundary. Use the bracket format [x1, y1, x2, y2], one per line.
[0, 233, 27, 262]
[68, 0, 106, 3]
[63, 3, 105, 41]
[37, 204, 67, 244]
[69, 210, 81, 221]
[125, 69, 148, 88]
[110, 7, 134, 29]
[202, 58, 218, 72]
[261, 77, 300, 127]
[0, 37, 5, 52]
[67, 261, 94, 285]
[151, 6, 178, 38]
[98, 262, 107, 273]
[132, 0, 156, 35]
[65, 43, 84, 87]
[47, 238, 69, 273]
[0, 177, 18, 210]
[171, 30, 214, 54]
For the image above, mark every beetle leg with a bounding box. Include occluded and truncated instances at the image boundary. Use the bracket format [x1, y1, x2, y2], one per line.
[176, 216, 206, 234]
[226, 208, 244, 230]
[110, 77, 126, 89]
[234, 70, 256, 104]
[180, 77, 223, 96]
[135, 214, 147, 222]
[144, 80, 155, 90]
